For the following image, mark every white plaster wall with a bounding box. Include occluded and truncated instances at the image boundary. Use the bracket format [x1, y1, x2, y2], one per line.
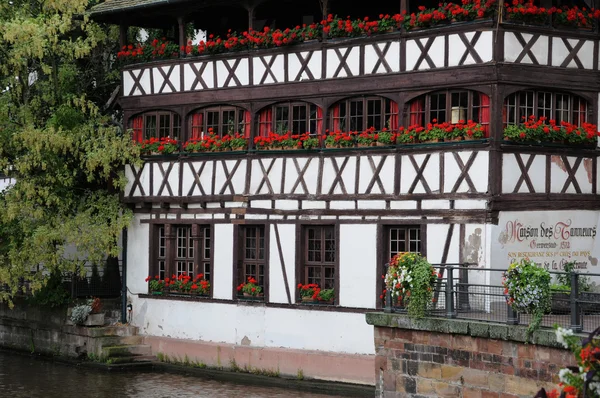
[126, 214, 151, 295]
[426, 224, 460, 265]
[339, 225, 377, 309]
[269, 224, 296, 304]
[213, 224, 234, 300]
[130, 296, 374, 355]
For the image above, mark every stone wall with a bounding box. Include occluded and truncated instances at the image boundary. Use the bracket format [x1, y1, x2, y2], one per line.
[366, 314, 577, 398]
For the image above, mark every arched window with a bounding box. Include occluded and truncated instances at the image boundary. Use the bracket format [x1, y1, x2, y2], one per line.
[503, 90, 588, 126]
[330, 96, 399, 132]
[257, 102, 323, 136]
[408, 90, 490, 134]
[130, 111, 181, 143]
[189, 106, 250, 139]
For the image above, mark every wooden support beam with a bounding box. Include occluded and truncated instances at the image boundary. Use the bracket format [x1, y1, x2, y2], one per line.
[177, 16, 186, 56]
[400, 0, 408, 14]
[247, 5, 255, 31]
[119, 23, 128, 48]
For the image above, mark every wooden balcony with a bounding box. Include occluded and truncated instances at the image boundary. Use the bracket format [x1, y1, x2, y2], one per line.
[119, 20, 600, 108]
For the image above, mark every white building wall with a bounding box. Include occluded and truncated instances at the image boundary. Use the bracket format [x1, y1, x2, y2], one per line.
[339, 224, 377, 309]
[213, 224, 234, 300]
[268, 224, 295, 304]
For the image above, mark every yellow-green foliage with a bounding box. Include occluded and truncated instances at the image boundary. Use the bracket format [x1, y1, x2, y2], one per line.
[0, 1, 141, 305]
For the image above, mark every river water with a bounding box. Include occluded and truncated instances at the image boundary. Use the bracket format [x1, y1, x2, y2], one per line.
[0, 351, 348, 398]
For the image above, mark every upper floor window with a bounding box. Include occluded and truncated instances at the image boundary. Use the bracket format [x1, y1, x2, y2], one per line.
[189, 106, 250, 138]
[408, 90, 490, 134]
[131, 111, 181, 143]
[257, 102, 323, 136]
[331, 97, 399, 132]
[503, 90, 588, 126]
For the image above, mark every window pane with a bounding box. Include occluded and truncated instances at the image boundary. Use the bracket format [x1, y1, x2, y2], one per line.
[518, 91, 534, 122]
[172, 114, 181, 141]
[222, 110, 236, 135]
[367, 99, 382, 130]
[206, 111, 220, 134]
[450, 92, 467, 123]
[307, 266, 321, 285]
[349, 100, 363, 131]
[292, 105, 307, 134]
[505, 94, 517, 125]
[324, 267, 335, 289]
[389, 228, 407, 259]
[555, 94, 570, 124]
[572, 96, 587, 126]
[324, 227, 335, 263]
[145, 115, 157, 139]
[430, 93, 446, 123]
[159, 114, 171, 138]
[275, 106, 289, 133]
[537, 92, 552, 121]
[203, 227, 211, 260]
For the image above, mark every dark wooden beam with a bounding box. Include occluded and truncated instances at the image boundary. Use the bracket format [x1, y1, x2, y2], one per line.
[177, 16, 186, 55]
[400, 0, 407, 14]
[119, 23, 128, 48]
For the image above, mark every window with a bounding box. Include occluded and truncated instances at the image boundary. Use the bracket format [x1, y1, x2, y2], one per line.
[151, 224, 212, 295]
[236, 225, 268, 300]
[300, 226, 337, 299]
[331, 97, 399, 132]
[408, 90, 490, 134]
[378, 225, 424, 308]
[386, 226, 422, 261]
[130, 111, 181, 143]
[257, 102, 323, 136]
[189, 106, 250, 139]
[503, 90, 589, 126]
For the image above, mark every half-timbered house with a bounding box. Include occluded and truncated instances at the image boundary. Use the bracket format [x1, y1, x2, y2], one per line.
[90, 0, 600, 385]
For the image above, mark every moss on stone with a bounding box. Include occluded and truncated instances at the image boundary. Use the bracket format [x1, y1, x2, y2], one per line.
[468, 322, 490, 338]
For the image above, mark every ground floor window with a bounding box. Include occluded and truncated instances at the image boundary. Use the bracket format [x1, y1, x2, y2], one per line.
[150, 224, 212, 296]
[235, 225, 268, 300]
[297, 225, 338, 304]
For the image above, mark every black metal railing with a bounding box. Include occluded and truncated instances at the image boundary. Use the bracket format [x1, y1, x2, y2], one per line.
[383, 264, 600, 333]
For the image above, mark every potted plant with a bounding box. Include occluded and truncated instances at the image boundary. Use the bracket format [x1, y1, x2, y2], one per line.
[316, 288, 335, 304]
[418, 122, 445, 143]
[505, 0, 549, 26]
[324, 131, 355, 148]
[503, 258, 551, 339]
[70, 297, 105, 326]
[298, 283, 321, 302]
[227, 133, 248, 151]
[356, 129, 377, 147]
[384, 252, 439, 318]
[236, 277, 264, 299]
[376, 129, 397, 146]
[551, 6, 599, 30]
[299, 133, 319, 149]
[146, 275, 166, 294]
[397, 127, 419, 144]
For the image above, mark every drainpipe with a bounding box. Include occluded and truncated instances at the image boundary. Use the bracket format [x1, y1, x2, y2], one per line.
[121, 227, 128, 324]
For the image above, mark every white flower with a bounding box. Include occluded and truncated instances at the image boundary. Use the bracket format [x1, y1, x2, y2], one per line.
[556, 327, 574, 349]
[589, 382, 600, 395]
[559, 368, 573, 384]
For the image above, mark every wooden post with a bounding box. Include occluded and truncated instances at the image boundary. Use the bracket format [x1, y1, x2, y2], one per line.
[177, 16, 186, 56]
[400, 0, 408, 14]
[119, 23, 128, 48]
[321, 0, 329, 40]
[248, 5, 255, 31]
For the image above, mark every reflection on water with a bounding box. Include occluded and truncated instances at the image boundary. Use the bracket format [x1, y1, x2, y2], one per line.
[0, 351, 347, 398]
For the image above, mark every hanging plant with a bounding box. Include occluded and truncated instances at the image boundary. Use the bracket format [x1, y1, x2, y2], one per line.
[503, 258, 551, 340]
[384, 252, 439, 318]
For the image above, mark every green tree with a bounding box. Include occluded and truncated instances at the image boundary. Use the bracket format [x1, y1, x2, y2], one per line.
[0, 0, 140, 305]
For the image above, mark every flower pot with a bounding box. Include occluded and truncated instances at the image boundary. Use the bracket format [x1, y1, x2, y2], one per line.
[325, 143, 339, 149]
[376, 141, 391, 147]
[357, 143, 375, 148]
[231, 146, 246, 151]
[301, 296, 315, 303]
[151, 291, 163, 296]
[463, 136, 478, 141]
[446, 137, 463, 142]
[422, 139, 443, 144]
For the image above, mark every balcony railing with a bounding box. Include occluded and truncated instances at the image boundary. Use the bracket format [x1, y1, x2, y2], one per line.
[384, 264, 600, 333]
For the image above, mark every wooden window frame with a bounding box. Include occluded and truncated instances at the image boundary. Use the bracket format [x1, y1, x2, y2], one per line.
[296, 225, 340, 305]
[331, 96, 394, 131]
[417, 90, 483, 125]
[233, 225, 270, 301]
[150, 224, 213, 297]
[268, 102, 322, 135]
[376, 224, 427, 309]
[503, 90, 589, 126]
[190, 105, 247, 137]
[140, 111, 181, 141]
